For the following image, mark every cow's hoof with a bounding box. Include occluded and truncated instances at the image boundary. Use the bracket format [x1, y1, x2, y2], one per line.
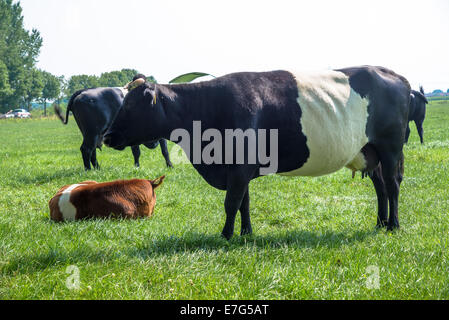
[221, 232, 233, 241]
[166, 162, 174, 168]
[240, 227, 253, 236]
[387, 224, 400, 232]
[376, 219, 388, 229]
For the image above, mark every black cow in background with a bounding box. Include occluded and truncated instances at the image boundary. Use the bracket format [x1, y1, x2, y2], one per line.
[55, 75, 173, 170]
[405, 86, 428, 144]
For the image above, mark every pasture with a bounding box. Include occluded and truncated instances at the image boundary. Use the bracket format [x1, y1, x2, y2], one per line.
[0, 101, 448, 300]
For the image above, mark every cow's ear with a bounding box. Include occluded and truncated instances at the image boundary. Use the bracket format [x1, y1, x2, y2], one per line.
[150, 175, 165, 189]
[144, 87, 157, 105]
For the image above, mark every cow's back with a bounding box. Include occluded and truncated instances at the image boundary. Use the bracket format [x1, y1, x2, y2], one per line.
[163, 67, 409, 185]
[49, 179, 156, 221]
[71, 87, 124, 140]
[278, 70, 370, 176]
[409, 90, 426, 122]
[69, 179, 155, 219]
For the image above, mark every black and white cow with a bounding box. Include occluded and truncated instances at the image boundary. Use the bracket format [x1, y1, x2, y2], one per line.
[55, 76, 173, 170]
[405, 86, 428, 144]
[104, 66, 411, 239]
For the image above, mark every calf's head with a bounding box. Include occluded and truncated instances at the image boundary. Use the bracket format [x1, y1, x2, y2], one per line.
[104, 80, 162, 150]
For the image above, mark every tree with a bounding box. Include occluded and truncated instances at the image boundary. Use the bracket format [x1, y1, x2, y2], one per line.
[0, 0, 42, 112]
[41, 71, 61, 116]
[98, 69, 147, 87]
[119, 69, 142, 83]
[27, 68, 44, 111]
[0, 60, 12, 107]
[146, 75, 157, 84]
[64, 69, 160, 99]
[56, 76, 67, 105]
[65, 75, 100, 97]
[98, 71, 121, 88]
[16, 68, 44, 111]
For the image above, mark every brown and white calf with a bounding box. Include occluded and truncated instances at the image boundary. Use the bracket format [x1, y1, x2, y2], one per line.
[49, 177, 165, 221]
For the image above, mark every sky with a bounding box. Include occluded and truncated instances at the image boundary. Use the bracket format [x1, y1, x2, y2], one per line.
[20, 0, 449, 91]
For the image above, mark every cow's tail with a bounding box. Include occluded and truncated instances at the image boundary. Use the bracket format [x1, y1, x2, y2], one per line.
[55, 89, 86, 125]
[414, 91, 429, 104]
[54, 104, 69, 124]
[419, 86, 429, 104]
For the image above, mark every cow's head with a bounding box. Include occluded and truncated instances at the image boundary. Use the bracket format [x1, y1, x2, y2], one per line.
[104, 80, 162, 150]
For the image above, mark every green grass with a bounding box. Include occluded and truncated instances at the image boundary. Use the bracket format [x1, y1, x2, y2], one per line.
[1, 102, 449, 299]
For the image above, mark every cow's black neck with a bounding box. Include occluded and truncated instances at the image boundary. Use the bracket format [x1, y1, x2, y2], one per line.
[157, 81, 220, 139]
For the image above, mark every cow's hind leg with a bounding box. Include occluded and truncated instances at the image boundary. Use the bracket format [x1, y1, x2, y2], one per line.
[80, 138, 96, 171]
[378, 151, 403, 230]
[369, 166, 388, 227]
[90, 149, 100, 169]
[131, 145, 141, 167]
[222, 175, 249, 240]
[415, 119, 424, 144]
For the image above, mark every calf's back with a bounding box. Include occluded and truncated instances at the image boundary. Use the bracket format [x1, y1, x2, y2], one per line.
[49, 178, 164, 221]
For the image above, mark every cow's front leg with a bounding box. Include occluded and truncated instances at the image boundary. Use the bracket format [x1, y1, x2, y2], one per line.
[159, 139, 173, 168]
[415, 120, 424, 144]
[240, 189, 252, 236]
[222, 177, 248, 240]
[131, 145, 141, 167]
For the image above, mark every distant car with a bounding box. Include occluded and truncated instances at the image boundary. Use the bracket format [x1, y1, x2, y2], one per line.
[0, 110, 15, 119]
[13, 109, 31, 118]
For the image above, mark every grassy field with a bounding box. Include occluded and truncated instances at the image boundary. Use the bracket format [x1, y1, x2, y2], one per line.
[0, 101, 448, 300]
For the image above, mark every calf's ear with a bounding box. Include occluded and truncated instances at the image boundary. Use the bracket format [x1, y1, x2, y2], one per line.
[150, 175, 165, 189]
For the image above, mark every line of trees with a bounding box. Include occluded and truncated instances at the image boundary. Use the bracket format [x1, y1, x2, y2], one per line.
[0, 0, 43, 113]
[0, 0, 156, 115]
[65, 70, 156, 100]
